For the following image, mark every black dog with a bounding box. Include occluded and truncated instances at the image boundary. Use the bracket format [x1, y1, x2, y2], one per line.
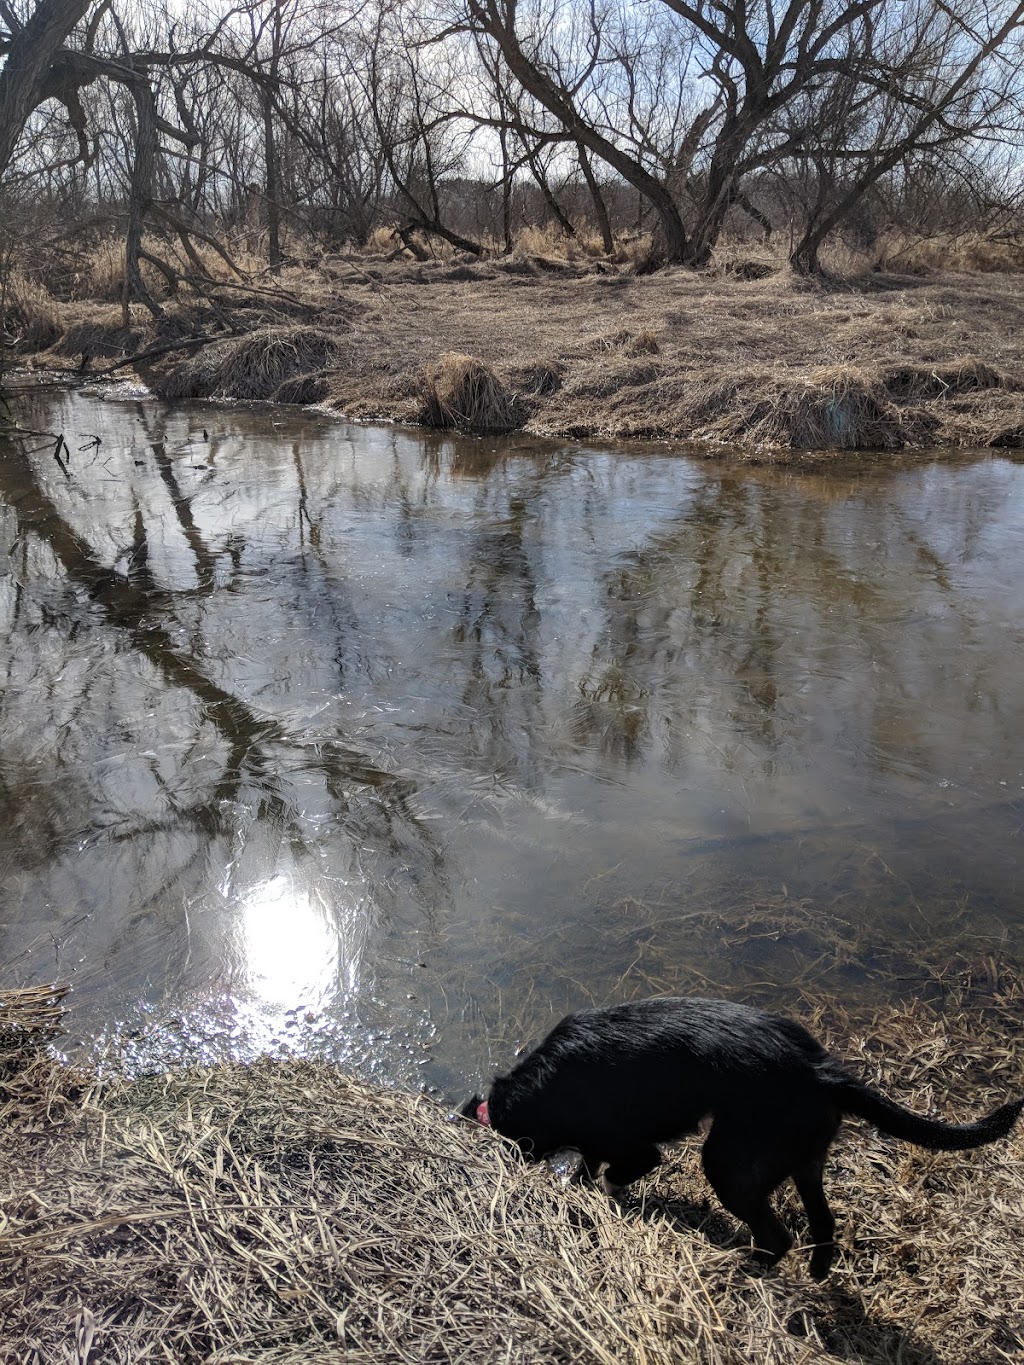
[459, 996, 1023, 1278]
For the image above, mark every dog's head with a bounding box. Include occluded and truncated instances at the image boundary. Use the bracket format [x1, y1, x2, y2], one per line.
[451, 1093, 490, 1125]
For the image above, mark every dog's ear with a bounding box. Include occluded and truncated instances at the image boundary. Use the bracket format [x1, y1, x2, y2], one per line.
[451, 1093, 482, 1122]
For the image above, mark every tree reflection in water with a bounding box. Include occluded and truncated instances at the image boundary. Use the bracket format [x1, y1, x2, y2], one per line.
[1, 389, 1023, 1088]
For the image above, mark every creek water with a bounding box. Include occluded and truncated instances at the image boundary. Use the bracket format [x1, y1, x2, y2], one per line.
[1, 382, 1022, 1097]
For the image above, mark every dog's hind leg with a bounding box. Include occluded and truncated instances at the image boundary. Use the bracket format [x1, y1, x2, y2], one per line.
[602, 1145, 661, 1198]
[792, 1158, 836, 1280]
[701, 1124, 793, 1265]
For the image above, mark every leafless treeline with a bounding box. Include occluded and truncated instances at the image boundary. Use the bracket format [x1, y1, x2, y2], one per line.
[1, 0, 1023, 288]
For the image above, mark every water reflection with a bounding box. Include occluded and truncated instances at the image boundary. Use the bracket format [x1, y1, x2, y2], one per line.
[237, 874, 343, 1010]
[0, 384, 1022, 1093]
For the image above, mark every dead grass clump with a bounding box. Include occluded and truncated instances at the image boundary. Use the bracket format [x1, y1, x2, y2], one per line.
[0, 982, 68, 1050]
[509, 358, 564, 395]
[718, 259, 779, 282]
[490, 254, 539, 277]
[156, 325, 343, 402]
[512, 224, 643, 264]
[990, 423, 1024, 447]
[272, 371, 331, 405]
[1, 270, 63, 350]
[0, 984, 86, 1140]
[874, 230, 1024, 274]
[79, 234, 260, 301]
[417, 351, 519, 433]
[883, 357, 1008, 400]
[691, 370, 906, 451]
[566, 360, 663, 401]
[787, 377, 903, 450]
[52, 312, 150, 361]
[82, 236, 175, 302]
[588, 328, 661, 356]
[365, 225, 401, 256]
[1, 979, 1023, 1363]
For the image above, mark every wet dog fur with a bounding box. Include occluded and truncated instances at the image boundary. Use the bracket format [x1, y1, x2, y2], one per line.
[459, 996, 1023, 1278]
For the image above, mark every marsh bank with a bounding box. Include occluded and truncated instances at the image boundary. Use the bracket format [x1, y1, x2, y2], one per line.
[13, 258, 1024, 455]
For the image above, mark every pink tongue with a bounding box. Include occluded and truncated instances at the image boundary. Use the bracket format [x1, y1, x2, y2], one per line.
[476, 1100, 491, 1126]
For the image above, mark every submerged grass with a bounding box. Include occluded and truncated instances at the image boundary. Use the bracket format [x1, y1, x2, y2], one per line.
[1, 974, 1022, 1364]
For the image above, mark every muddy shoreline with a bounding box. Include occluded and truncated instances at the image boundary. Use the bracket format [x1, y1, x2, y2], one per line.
[10, 257, 1024, 459]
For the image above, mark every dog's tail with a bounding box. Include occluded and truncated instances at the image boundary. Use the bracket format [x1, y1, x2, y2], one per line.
[829, 1071, 1024, 1150]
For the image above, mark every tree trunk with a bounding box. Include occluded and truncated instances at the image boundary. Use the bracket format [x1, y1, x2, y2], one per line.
[0, 0, 92, 179]
[124, 73, 160, 316]
[578, 144, 613, 254]
[498, 123, 513, 253]
[263, 89, 282, 273]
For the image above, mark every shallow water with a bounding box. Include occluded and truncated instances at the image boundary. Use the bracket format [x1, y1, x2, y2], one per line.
[1, 383, 1022, 1095]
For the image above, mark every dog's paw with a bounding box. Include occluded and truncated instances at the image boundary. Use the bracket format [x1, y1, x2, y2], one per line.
[808, 1243, 836, 1280]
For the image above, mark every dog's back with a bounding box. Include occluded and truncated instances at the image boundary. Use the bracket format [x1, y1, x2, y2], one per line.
[487, 996, 831, 1156]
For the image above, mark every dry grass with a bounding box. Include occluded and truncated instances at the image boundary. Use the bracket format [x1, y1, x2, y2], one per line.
[80, 234, 268, 302]
[1, 269, 64, 350]
[10, 243, 1024, 455]
[1, 975, 1023, 1363]
[48, 304, 154, 362]
[417, 351, 519, 433]
[0, 982, 68, 1048]
[84, 237, 172, 303]
[872, 230, 1024, 275]
[155, 325, 345, 402]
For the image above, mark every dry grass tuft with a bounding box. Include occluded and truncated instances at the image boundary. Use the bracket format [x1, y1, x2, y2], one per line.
[156, 326, 344, 402]
[586, 328, 661, 357]
[78, 234, 264, 301]
[365, 225, 401, 255]
[738, 370, 905, 450]
[1, 270, 63, 350]
[509, 358, 565, 395]
[417, 351, 520, 433]
[272, 370, 332, 405]
[52, 306, 152, 361]
[873, 230, 1024, 274]
[1, 977, 1022, 1363]
[83, 237, 165, 302]
[625, 369, 913, 452]
[0, 982, 68, 1048]
[883, 357, 1008, 400]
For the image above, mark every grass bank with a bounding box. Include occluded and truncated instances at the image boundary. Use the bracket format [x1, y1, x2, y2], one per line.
[6, 248, 1024, 458]
[1, 977, 1022, 1363]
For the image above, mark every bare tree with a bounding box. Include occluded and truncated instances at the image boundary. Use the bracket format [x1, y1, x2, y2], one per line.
[0, 0, 93, 180]
[787, 1, 1024, 272]
[460, 0, 693, 260]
